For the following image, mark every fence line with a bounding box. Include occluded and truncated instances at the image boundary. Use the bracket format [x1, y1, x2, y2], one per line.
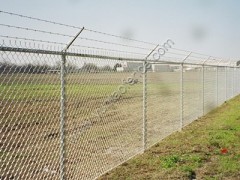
[1, 42, 240, 179]
[1, 10, 240, 180]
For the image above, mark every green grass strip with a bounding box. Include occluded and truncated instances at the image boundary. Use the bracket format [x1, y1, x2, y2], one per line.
[99, 95, 240, 179]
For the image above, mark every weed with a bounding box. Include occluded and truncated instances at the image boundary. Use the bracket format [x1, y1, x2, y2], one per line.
[161, 155, 180, 168]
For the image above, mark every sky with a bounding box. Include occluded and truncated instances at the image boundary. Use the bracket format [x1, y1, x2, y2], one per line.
[0, 0, 240, 60]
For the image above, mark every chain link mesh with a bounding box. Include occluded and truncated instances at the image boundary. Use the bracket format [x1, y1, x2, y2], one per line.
[147, 66, 181, 148]
[0, 49, 61, 179]
[64, 54, 143, 179]
[0, 43, 240, 179]
[183, 65, 202, 126]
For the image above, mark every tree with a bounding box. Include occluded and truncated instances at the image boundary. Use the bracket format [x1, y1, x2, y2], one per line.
[0, 61, 51, 74]
[81, 63, 99, 73]
[101, 65, 112, 72]
[66, 62, 78, 73]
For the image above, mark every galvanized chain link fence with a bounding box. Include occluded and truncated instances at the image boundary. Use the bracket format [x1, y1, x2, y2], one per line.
[1, 10, 240, 180]
[1, 42, 240, 180]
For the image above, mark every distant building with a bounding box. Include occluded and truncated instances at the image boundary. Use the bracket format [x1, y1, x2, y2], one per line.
[152, 64, 171, 72]
[121, 61, 182, 72]
[116, 67, 124, 72]
[47, 69, 60, 74]
[122, 61, 144, 72]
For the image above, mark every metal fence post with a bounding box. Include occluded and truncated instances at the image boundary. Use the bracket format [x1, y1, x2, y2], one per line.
[232, 67, 235, 97]
[179, 52, 192, 129]
[59, 27, 84, 180]
[216, 66, 218, 106]
[180, 63, 183, 130]
[60, 54, 66, 180]
[238, 68, 240, 94]
[225, 67, 227, 101]
[142, 61, 147, 151]
[202, 56, 211, 115]
[202, 65, 205, 115]
[142, 44, 159, 152]
[216, 59, 224, 106]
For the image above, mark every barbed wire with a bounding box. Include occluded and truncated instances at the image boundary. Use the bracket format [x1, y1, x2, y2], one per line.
[84, 28, 157, 46]
[73, 44, 147, 55]
[0, 35, 66, 45]
[78, 37, 152, 51]
[149, 47, 220, 60]
[0, 10, 81, 30]
[0, 10, 234, 63]
[171, 47, 224, 61]
[0, 10, 157, 46]
[0, 23, 156, 51]
[0, 35, 147, 56]
[0, 35, 232, 64]
[0, 23, 74, 38]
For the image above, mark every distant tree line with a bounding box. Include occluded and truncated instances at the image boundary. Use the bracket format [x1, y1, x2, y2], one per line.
[80, 63, 113, 73]
[0, 61, 121, 74]
[0, 62, 51, 74]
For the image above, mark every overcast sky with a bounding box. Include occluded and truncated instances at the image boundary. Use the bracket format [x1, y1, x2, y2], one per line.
[1, 0, 240, 59]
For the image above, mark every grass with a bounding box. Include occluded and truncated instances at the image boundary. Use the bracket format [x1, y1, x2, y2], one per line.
[0, 72, 197, 100]
[99, 95, 240, 179]
[0, 82, 180, 100]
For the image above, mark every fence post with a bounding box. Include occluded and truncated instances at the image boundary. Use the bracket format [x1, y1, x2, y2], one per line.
[142, 45, 159, 152]
[216, 59, 224, 106]
[59, 27, 84, 180]
[179, 52, 192, 130]
[216, 66, 218, 106]
[60, 54, 66, 180]
[142, 60, 147, 151]
[201, 56, 211, 115]
[238, 68, 240, 94]
[202, 65, 205, 115]
[180, 63, 183, 130]
[225, 67, 227, 101]
[232, 67, 234, 97]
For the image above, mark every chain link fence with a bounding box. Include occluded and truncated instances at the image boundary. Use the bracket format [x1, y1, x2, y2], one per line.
[1, 10, 240, 180]
[1, 43, 240, 180]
